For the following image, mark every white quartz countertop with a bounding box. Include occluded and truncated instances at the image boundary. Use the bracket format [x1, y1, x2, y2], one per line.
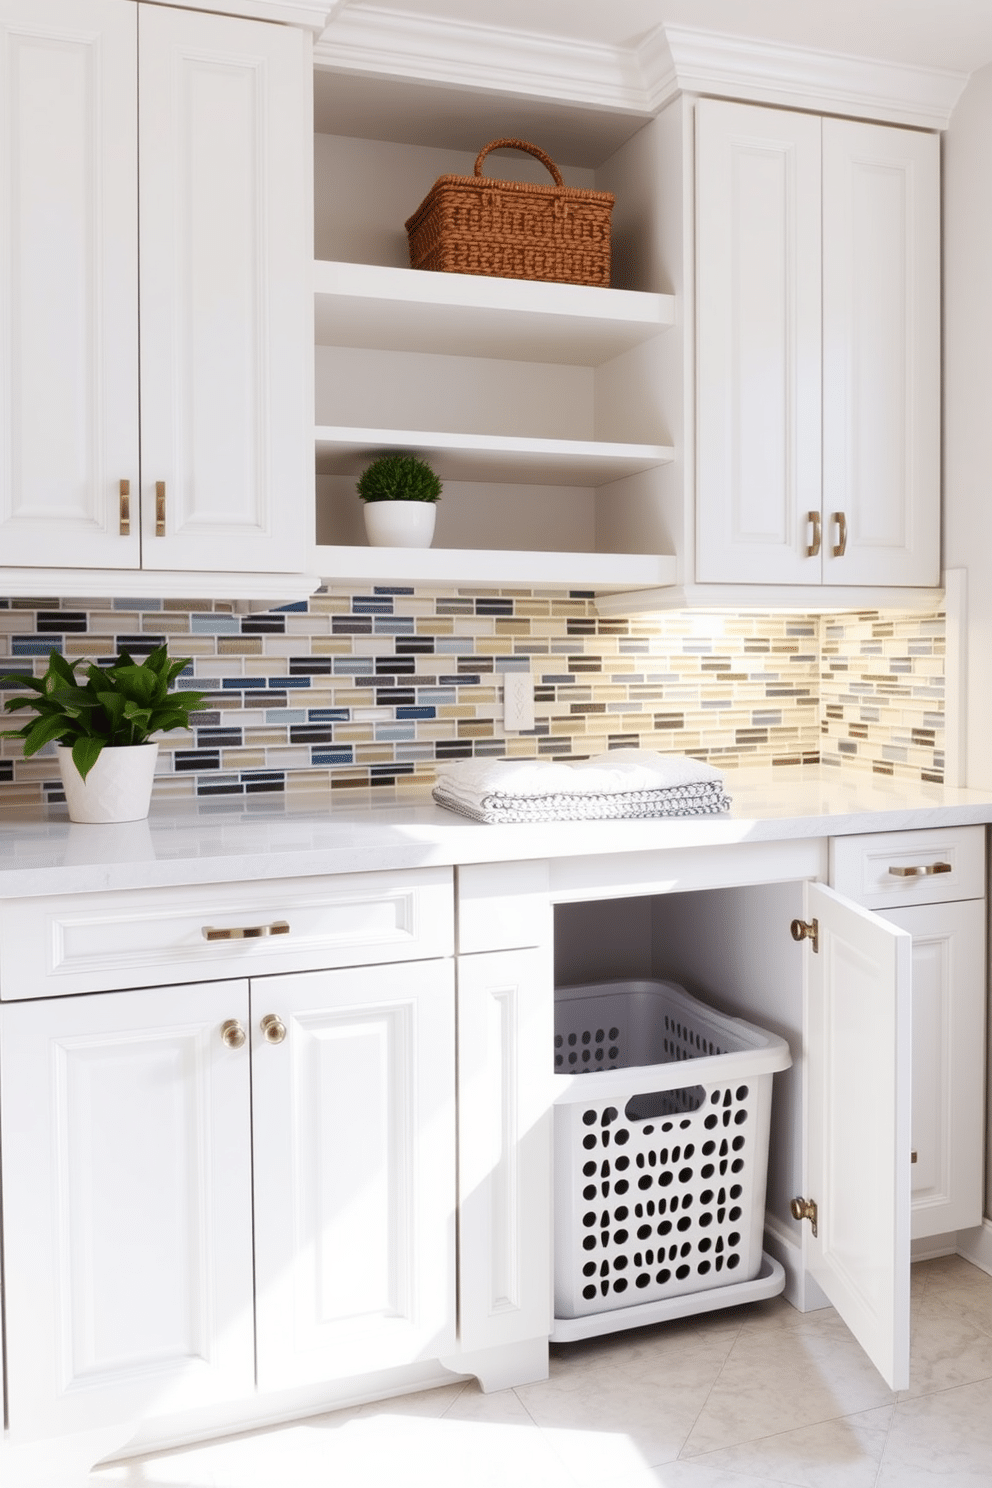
[0, 767, 990, 897]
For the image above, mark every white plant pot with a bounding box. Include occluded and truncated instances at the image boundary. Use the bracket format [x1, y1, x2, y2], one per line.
[57, 742, 159, 824]
[363, 500, 437, 548]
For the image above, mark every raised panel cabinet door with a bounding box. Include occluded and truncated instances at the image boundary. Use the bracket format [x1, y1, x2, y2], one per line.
[695, 99, 822, 585]
[456, 947, 553, 1355]
[0, 980, 255, 1439]
[822, 119, 940, 587]
[0, 0, 140, 568]
[880, 900, 986, 1239]
[803, 882, 912, 1391]
[137, 4, 311, 574]
[251, 959, 457, 1390]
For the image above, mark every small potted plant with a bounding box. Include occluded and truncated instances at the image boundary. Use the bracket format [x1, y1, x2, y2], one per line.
[1, 646, 209, 823]
[357, 453, 442, 548]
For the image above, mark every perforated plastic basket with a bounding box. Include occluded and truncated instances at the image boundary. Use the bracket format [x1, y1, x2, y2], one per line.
[553, 979, 792, 1320]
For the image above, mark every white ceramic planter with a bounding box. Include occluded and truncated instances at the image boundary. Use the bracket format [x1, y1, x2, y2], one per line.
[57, 742, 160, 824]
[363, 500, 437, 548]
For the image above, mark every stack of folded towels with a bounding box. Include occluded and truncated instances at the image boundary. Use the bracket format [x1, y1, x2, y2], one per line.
[431, 749, 731, 824]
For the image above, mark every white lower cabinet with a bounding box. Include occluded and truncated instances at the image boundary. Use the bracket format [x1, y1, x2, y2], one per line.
[0, 959, 456, 1441]
[456, 948, 553, 1363]
[549, 845, 931, 1393]
[830, 826, 987, 1241]
[0, 979, 257, 1440]
[892, 900, 986, 1237]
[251, 961, 456, 1391]
[0, 829, 985, 1463]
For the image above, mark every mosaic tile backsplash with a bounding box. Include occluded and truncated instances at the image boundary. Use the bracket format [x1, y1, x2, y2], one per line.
[0, 590, 944, 807]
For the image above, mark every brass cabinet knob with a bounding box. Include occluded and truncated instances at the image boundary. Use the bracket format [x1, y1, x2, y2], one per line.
[220, 1018, 247, 1049]
[260, 1013, 287, 1045]
[790, 1196, 818, 1237]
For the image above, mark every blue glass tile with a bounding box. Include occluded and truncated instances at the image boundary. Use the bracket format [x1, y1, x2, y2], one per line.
[306, 708, 350, 722]
[312, 749, 355, 765]
[375, 726, 416, 741]
[417, 689, 456, 705]
[374, 586, 415, 595]
[266, 709, 307, 724]
[273, 600, 309, 613]
[396, 706, 436, 719]
[191, 614, 240, 634]
[12, 639, 62, 655]
[374, 618, 416, 634]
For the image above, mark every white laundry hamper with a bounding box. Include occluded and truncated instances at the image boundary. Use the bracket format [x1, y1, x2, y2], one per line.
[553, 979, 792, 1336]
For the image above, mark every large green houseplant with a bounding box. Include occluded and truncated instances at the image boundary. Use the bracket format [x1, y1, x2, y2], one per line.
[1, 646, 208, 822]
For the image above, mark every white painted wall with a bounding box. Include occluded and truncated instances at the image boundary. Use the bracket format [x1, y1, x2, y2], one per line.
[944, 63, 992, 789]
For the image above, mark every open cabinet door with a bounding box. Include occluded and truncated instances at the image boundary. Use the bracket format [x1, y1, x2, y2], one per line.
[803, 881, 912, 1390]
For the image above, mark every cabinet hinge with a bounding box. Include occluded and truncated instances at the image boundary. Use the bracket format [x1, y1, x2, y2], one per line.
[790, 1196, 818, 1237]
[790, 916, 818, 953]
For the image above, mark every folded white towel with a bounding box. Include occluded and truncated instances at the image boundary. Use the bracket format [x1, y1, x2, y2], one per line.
[432, 750, 731, 824]
[434, 749, 724, 800]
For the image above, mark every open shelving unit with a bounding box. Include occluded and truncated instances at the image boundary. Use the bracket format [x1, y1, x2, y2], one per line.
[310, 118, 681, 593]
[312, 259, 679, 593]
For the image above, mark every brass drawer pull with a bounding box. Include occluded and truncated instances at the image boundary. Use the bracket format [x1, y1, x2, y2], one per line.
[202, 920, 290, 941]
[155, 480, 166, 537]
[119, 478, 131, 536]
[887, 863, 951, 878]
[832, 510, 848, 557]
[806, 510, 821, 558]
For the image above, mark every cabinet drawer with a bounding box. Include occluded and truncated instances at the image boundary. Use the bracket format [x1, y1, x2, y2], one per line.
[0, 868, 454, 1000]
[830, 827, 985, 909]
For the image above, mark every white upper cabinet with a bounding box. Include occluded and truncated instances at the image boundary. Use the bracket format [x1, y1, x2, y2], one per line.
[138, 4, 311, 574]
[821, 119, 940, 587]
[0, 0, 313, 586]
[695, 103, 822, 586]
[0, 0, 140, 570]
[695, 98, 940, 591]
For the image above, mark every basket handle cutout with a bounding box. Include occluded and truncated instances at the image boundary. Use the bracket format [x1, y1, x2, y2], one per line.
[625, 1085, 707, 1123]
[474, 138, 565, 188]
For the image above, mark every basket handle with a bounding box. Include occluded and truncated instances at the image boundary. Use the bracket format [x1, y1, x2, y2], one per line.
[474, 138, 565, 189]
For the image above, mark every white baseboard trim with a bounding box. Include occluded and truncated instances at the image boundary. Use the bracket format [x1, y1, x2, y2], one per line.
[956, 1219, 992, 1278]
[764, 1212, 830, 1312]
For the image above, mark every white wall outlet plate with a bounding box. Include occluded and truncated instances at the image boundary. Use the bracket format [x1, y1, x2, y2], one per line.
[503, 671, 535, 732]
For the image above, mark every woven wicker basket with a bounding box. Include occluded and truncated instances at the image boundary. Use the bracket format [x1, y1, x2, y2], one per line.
[405, 138, 614, 288]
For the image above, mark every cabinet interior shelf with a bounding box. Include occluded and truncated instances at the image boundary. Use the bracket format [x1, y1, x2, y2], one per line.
[314, 260, 676, 364]
[315, 427, 674, 485]
[312, 545, 679, 593]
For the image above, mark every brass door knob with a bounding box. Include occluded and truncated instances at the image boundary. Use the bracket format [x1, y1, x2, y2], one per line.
[220, 1018, 247, 1049]
[260, 1013, 287, 1044]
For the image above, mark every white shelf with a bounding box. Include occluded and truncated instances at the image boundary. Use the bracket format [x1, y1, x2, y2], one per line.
[315, 426, 674, 486]
[314, 260, 676, 365]
[313, 545, 679, 593]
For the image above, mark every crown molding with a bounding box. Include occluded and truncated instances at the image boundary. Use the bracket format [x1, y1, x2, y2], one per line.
[648, 24, 968, 129]
[316, 8, 969, 130]
[314, 4, 648, 112]
[141, 0, 340, 32]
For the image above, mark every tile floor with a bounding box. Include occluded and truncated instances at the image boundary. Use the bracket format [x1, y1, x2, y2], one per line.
[90, 1255, 992, 1488]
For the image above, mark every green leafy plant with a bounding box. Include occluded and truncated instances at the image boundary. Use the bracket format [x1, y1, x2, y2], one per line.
[1, 646, 209, 782]
[357, 453, 442, 503]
